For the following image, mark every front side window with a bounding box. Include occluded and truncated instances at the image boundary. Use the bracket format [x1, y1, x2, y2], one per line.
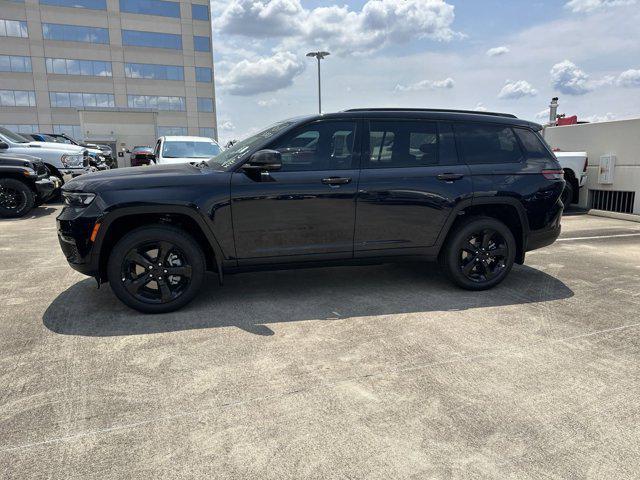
[191, 3, 209, 20]
[455, 123, 524, 164]
[40, 0, 106, 9]
[269, 121, 357, 172]
[162, 140, 221, 159]
[42, 23, 109, 43]
[514, 128, 553, 160]
[0, 55, 31, 72]
[193, 35, 210, 52]
[367, 120, 438, 168]
[0, 19, 29, 38]
[119, 0, 180, 17]
[122, 30, 182, 49]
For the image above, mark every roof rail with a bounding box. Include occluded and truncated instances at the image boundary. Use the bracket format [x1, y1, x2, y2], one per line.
[341, 108, 517, 119]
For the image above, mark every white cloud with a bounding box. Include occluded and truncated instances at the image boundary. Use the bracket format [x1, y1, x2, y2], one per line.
[565, 0, 636, 13]
[474, 102, 488, 111]
[394, 77, 455, 92]
[218, 52, 305, 96]
[216, 0, 458, 55]
[617, 69, 640, 87]
[498, 80, 538, 99]
[550, 60, 593, 95]
[218, 120, 235, 131]
[581, 112, 616, 122]
[257, 98, 278, 107]
[535, 109, 550, 120]
[486, 46, 509, 57]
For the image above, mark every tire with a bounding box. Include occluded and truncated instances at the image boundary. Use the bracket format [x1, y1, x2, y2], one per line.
[107, 225, 206, 313]
[561, 180, 574, 207]
[440, 216, 516, 291]
[0, 178, 35, 218]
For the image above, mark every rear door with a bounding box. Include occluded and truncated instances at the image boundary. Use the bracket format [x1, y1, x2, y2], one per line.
[354, 119, 472, 255]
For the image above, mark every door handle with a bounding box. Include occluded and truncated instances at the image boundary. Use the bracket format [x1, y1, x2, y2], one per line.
[437, 173, 464, 182]
[321, 177, 351, 185]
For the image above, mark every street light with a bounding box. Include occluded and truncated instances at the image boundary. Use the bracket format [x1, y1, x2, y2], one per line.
[306, 51, 330, 114]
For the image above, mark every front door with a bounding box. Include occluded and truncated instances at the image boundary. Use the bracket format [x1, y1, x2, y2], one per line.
[231, 120, 361, 263]
[354, 120, 472, 255]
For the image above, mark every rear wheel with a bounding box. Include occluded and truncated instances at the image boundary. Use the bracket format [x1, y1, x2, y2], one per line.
[0, 178, 35, 218]
[107, 226, 206, 313]
[440, 216, 516, 290]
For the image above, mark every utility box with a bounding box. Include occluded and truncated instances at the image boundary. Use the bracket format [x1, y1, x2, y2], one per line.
[598, 154, 616, 184]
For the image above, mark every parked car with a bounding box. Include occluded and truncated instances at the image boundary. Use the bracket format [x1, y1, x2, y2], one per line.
[57, 108, 565, 313]
[129, 146, 154, 167]
[151, 136, 222, 165]
[44, 133, 114, 162]
[0, 127, 89, 185]
[34, 133, 113, 170]
[1, 153, 60, 217]
[553, 150, 588, 206]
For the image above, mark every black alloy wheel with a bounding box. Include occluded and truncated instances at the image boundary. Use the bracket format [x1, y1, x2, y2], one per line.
[458, 228, 509, 283]
[107, 226, 205, 313]
[0, 179, 34, 218]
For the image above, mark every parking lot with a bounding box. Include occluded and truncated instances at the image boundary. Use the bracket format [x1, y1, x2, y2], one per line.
[1, 205, 639, 479]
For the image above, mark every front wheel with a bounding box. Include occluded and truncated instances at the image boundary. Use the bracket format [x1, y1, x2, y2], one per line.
[0, 178, 35, 218]
[440, 216, 516, 290]
[107, 226, 206, 313]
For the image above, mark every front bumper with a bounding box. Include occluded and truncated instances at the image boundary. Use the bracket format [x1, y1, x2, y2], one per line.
[57, 203, 102, 277]
[34, 177, 58, 202]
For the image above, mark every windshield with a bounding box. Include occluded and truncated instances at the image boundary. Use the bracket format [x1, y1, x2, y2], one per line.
[0, 127, 30, 143]
[162, 140, 222, 159]
[207, 121, 295, 170]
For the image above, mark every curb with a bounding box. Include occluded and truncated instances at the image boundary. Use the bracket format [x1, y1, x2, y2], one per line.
[587, 209, 640, 223]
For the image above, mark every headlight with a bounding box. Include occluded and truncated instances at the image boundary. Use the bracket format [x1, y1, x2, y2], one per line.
[63, 191, 96, 207]
[61, 154, 84, 167]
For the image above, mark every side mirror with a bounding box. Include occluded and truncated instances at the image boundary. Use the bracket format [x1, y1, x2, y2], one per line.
[0, 141, 8, 149]
[242, 149, 282, 172]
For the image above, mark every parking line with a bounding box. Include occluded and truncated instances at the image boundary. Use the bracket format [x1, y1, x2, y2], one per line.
[558, 233, 640, 242]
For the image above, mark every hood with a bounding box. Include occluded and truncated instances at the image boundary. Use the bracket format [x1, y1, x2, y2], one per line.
[159, 157, 209, 165]
[26, 141, 85, 154]
[63, 162, 219, 192]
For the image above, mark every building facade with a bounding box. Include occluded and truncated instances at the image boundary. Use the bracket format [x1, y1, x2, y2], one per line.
[0, 0, 217, 153]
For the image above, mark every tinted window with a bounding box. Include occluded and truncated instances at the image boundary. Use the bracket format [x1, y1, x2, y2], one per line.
[193, 35, 210, 52]
[125, 63, 183, 80]
[455, 124, 523, 164]
[40, 0, 106, 9]
[367, 120, 438, 168]
[42, 24, 109, 43]
[438, 122, 459, 165]
[162, 140, 221, 158]
[270, 121, 357, 172]
[514, 128, 553, 160]
[122, 30, 181, 49]
[119, 0, 180, 17]
[0, 55, 31, 72]
[192, 4, 209, 20]
[195, 66, 212, 82]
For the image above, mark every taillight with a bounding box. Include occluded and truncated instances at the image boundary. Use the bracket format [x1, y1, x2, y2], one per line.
[542, 169, 564, 180]
[583, 157, 588, 172]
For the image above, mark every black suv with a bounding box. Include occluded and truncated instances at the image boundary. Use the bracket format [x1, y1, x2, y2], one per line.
[57, 109, 564, 313]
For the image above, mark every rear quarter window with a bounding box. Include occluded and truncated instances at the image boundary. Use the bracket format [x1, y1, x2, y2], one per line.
[454, 123, 524, 164]
[514, 128, 554, 160]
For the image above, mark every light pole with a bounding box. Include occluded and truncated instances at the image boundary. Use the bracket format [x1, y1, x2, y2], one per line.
[306, 51, 330, 114]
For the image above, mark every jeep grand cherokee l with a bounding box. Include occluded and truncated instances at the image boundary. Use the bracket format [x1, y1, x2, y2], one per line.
[57, 109, 565, 313]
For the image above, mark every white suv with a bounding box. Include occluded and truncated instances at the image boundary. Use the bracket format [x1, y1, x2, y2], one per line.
[152, 136, 222, 165]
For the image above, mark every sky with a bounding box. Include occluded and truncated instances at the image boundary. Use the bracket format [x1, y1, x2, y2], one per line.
[210, 0, 640, 144]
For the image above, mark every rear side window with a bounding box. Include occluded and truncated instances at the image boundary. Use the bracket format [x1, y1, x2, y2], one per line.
[455, 123, 524, 164]
[367, 120, 438, 168]
[514, 128, 553, 160]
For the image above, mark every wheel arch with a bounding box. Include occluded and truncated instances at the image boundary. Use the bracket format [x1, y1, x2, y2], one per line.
[93, 206, 224, 282]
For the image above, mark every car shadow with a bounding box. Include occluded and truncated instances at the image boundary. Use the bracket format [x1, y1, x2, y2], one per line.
[43, 262, 574, 337]
[0, 206, 58, 221]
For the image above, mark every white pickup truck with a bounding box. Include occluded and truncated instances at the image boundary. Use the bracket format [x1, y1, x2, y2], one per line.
[554, 151, 588, 206]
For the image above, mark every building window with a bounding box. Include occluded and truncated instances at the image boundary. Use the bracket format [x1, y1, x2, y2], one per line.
[197, 97, 213, 112]
[0, 19, 29, 38]
[46, 58, 112, 76]
[193, 36, 210, 52]
[191, 3, 209, 20]
[195, 66, 212, 83]
[0, 55, 32, 72]
[1, 124, 39, 134]
[122, 30, 182, 49]
[49, 92, 115, 108]
[127, 95, 185, 111]
[157, 126, 187, 136]
[124, 63, 184, 80]
[40, 0, 107, 10]
[53, 124, 83, 138]
[199, 127, 215, 138]
[119, 0, 180, 18]
[42, 24, 109, 44]
[0, 90, 36, 107]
